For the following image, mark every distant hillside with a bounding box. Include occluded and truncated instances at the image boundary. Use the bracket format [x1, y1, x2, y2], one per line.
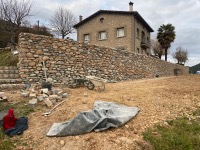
[190, 63, 200, 74]
[0, 19, 53, 48]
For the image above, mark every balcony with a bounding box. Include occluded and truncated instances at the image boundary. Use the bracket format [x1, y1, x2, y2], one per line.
[141, 40, 150, 49]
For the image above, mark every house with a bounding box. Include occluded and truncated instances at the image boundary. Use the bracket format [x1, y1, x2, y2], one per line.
[73, 2, 154, 55]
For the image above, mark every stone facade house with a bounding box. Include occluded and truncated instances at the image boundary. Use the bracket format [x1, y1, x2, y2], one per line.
[74, 2, 154, 55]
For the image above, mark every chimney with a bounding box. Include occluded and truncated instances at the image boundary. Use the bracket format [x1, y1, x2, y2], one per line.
[129, 1, 133, 11]
[79, 15, 83, 22]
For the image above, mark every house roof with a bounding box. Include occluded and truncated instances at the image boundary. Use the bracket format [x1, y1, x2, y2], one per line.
[73, 10, 154, 32]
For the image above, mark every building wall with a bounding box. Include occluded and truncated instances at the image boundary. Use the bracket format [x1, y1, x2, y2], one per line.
[134, 18, 151, 55]
[77, 13, 134, 52]
[18, 33, 189, 84]
[76, 13, 151, 54]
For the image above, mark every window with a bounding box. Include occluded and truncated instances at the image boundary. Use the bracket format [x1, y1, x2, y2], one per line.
[137, 28, 139, 38]
[84, 34, 89, 43]
[137, 48, 140, 53]
[100, 17, 104, 23]
[117, 27, 124, 37]
[141, 31, 145, 42]
[99, 31, 107, 40]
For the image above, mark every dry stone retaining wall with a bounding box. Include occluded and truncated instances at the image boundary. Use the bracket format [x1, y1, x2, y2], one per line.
[18, 33, 189, 84]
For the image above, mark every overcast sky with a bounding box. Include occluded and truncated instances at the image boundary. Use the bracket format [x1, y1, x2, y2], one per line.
[29, 0, 200, 67]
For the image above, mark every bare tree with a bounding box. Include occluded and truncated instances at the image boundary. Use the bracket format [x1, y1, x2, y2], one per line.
[0, 0, 34, 46]
[172, 47, 188, 65]
[151, 39, 164, 59]
[50, 7, 77, 39]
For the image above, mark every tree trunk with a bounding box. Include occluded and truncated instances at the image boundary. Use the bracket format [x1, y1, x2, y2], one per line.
[165, 48, 167, 61]
[158, 54, 162, 59]
[62, 34, 65, 39]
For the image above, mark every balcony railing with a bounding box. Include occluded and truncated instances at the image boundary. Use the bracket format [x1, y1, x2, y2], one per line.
[141, 40, 150, 49]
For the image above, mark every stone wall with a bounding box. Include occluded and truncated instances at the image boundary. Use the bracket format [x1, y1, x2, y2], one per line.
[18, 33, 189, 84]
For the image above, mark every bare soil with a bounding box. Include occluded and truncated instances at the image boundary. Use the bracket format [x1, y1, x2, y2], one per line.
[9, 75, 200, 149]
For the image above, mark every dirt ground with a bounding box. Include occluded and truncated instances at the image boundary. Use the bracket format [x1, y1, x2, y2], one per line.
[6, 75, 200, 149]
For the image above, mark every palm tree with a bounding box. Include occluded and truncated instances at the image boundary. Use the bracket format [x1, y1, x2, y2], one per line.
[157, 24, 176, 61]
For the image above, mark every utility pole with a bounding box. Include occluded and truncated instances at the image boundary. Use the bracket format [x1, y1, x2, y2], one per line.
[37, 20, 40, 31]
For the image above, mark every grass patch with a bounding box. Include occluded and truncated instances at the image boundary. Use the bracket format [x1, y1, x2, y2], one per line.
[0, 100, 34, 117]
[0, 128, 14, 150]
[0, 99, 34, 150]
[143, 110, 200, 150]
[0, 50, 18, 66]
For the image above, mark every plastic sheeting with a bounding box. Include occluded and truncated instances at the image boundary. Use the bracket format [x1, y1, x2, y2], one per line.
[46, 100, 140, 137]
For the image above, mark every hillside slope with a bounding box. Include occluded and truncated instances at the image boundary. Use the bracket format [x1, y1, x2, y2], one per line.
[190, 63, 200, 74]
[13, 75, 200, 149]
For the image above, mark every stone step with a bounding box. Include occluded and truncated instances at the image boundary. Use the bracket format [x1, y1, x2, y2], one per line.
[0, 84, 25, 90]
[0, 66, 20, 80]
[0, 66, 18, 70]
[0, 69, 19, 74]
[0, 74, 20, 79]
[0, 79, 22, 84]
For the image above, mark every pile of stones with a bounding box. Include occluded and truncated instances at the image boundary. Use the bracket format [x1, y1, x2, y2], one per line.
[21, 85, 69, 108]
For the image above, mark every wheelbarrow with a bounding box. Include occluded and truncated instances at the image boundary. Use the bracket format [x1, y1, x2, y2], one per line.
[69, 78, 95, 90]
[86, 76, 107, 91]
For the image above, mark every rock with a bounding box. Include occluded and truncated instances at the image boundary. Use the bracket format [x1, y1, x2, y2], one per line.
[37, 95, 44, 102]
[36, 50, 43, 55]
[43, 93, 49, 98]
[29, 93, 37, 98]
[60, 140, 65, 146]
[0, 92, 5, 97]
[43, 56, 49, 61]
[125, 125, 129, 128]
[27, 53, 33, 58]
[21, 92, 29, 97]
[2, 96, 7, 100]
[0, 97, 8, 102]
[82, 100, 87, 104]
[44, 98, 53, 107]
[28, 99, 37, 108]
[29, 62, 36, 66]
[47, 91, 52, 95]
[52, 89, 62, 95]
[57, 96, 63, 101]
[164, 121, 169, 126]
[50, 99, 56, 105]
[62, 93, 68, 98]
[40, 88, 49, 94]
[49, 95, 58, 101]
[83, 93, 88, 97]
[46, 78, 53, 84]
[57, 90, 63, 96]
